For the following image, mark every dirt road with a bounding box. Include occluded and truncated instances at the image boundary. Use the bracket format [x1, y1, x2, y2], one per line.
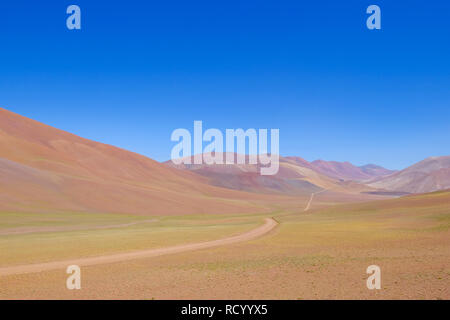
[304, 189, 328, 211]
[0, 218, 277, 276]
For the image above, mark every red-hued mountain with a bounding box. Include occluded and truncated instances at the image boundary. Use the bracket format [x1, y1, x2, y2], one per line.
[359, 164, 396, 177]
[309, 160, 395, 181]
[167, 154, 318, 195]
[0, 108, 271, 215]
[166, 154, 378, 195]
[367, 156, 450, 193]
[3, 106, 446, 218]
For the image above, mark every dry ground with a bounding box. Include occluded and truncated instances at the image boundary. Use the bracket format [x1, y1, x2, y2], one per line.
[0, 191, 448, 299]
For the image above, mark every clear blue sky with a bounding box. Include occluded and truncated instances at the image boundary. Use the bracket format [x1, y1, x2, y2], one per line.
[0, 0, 449, 170]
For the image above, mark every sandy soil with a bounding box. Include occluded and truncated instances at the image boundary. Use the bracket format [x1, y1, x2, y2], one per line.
[0, 218, 277, 276]
[0, 219, 158, 235]
[1, 219, 447, 300]
[0, 192, 448, 300]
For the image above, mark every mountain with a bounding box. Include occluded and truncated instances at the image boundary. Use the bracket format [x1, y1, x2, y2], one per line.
[167, 154, 320, 195]
[166, 154, 377, 195]
[367, 156, 450, 193]
[359, 164, 395, 178]
[0, 108, 270, 215]
[308, 160, 395, 181]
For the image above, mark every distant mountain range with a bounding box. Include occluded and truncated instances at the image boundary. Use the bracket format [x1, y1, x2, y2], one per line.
[307, 159, 395, 181]
[167, 154, 450, 195]
[165, 155, 394, 195]
[367, 156, 450, 193]
[1, 107, 449, 216]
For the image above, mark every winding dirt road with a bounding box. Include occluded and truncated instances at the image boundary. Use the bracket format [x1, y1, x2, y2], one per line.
[0, 218, 277, 276]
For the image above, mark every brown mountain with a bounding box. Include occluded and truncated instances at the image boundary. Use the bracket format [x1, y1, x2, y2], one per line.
[166, 154, 377, 195]
[309, 160, 395, 181]
[367, 156, 450, 194]
[0, 108, 270, 215]
[359, 164, 395, 178]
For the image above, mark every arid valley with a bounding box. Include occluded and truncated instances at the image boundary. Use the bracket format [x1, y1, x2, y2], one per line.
[0, 108, 448, 299]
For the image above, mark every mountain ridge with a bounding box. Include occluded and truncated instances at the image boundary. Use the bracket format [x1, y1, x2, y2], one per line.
[367, 156, 450, 193]
[0, 107, 274, 215]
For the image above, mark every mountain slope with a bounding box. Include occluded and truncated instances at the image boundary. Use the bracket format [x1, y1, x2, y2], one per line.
[359, 164, 395, 178]
[309, 160, 395, 181]
[167, 154, 322, 195]
[367, 156, 450, 193]
[0, 108, 270, 215]
[166, 154, 377, 195]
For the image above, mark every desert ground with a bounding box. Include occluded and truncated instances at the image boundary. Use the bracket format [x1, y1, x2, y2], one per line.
[0, 190, 448, 299]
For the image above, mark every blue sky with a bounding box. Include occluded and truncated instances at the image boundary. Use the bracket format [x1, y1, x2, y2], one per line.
[0, 0, 449, 169]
